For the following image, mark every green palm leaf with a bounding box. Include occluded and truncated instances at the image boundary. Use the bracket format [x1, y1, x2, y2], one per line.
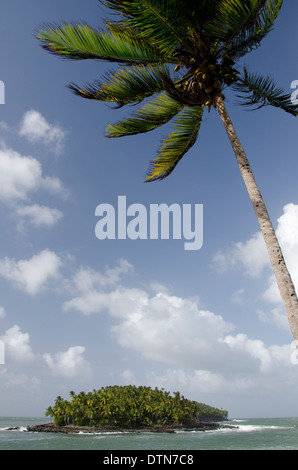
[204, 0, 282, 58]
[146, 105, 205, 181]
[69, 64, 167, 105]
[217, 0, 283, 59]
[106, 92, 183, 137]
[205, 0, 274, 40]
[233, 67, 298, 116]
[37, 23, 166, 64]
[176, 0, 224, 27]
[204, 0, 260, 40]
[102, 0, 193, 53]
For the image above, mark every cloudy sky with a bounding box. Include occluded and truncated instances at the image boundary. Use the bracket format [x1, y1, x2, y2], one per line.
[0, 1, 298, 419]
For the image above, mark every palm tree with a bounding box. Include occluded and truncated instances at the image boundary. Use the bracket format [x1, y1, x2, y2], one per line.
[37, 0, 298, 344]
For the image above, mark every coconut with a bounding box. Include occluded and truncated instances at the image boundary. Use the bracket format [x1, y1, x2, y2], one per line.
[213, 80, 222, 88]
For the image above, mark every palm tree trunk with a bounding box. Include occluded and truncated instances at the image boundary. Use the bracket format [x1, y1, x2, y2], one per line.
[215, 94, 298, 346]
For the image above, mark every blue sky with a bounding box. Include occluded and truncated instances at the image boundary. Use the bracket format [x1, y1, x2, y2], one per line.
[0, 1, 298, 419]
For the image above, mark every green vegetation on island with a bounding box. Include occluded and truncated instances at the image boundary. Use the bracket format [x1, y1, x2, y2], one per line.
[45, 385, 228, 428]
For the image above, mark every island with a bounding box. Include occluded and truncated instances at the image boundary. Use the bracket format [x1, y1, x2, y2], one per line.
[27, 385, 237, 434]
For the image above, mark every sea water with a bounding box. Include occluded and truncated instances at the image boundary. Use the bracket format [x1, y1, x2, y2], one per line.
[0, 416, 297, 450]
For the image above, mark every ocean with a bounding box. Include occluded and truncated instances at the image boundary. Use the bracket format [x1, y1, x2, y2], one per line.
[0, 416, 298, 451]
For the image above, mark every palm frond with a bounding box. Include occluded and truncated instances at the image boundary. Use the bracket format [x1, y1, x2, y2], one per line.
[176, 0, 224, 27]
[146, 105, 205, 182]
[37, 23, 166, 64]
[204, 0, 282, 58]
[101, 0, 194, 54]
[69, 64, 167, 105]
[217, 0, 283, 59]
[204, 0, 259, 40]
[106, 92, 183, 137]
[233, 67, 298, 116]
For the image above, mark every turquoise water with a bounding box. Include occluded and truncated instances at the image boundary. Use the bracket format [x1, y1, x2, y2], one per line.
[0, 417, 298, 450]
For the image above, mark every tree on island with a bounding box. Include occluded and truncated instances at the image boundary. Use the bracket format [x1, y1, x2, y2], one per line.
[45, 385, 228, 427]
[37, 0, 298, 344]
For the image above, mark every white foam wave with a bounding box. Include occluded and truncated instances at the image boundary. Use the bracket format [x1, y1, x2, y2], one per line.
[205, 424, 294, 435]
[0, 426, 27, 432]
[237, 424, 293, 433]
[18, 426, 28, 432]
[77, 430, 131, 436]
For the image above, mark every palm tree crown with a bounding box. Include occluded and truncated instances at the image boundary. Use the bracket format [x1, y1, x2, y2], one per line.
[37, 1, 298, 344]
[37, 0, 296, 181]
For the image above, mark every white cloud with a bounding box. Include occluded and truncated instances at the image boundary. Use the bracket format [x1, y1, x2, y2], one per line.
[212, 203, 298, 332]
[0, 254, 297, 417]
[41, 176, 69, 198]
[231, 288, 245, 304]
[257, 307, 290, 331]
[0, 144, 66, 204]
[1, 325, 35, 364]
[264, 203, 298, 304]
[0, 250, 62, 295]
[19, 110, 66, 154]
[0, 121, 9, 131]
[145, 346, 298, 417]
[277, 203, 298, 251]
[212, 231, 269, 278]
[72, 258, 133, 292]
[43, 346, 91, 379]
[263, 274, 281, 304]
[63, 259, 134, 315]
[110, 291, 237, 371]
[64, 260, 279, 375]
[15, 204, 63, 228]
[0, 115, 67, 233]
[62, 257, 298, 400]
[64, 262, 240, 370]
[147, 368, 231, 397]
[109, 290, 294, 378]
[222, 333, 274, 374]
[0, 367, 39, 387]
[0, 146, 43, 203]
[213, 204, 298, 293]
[149, 282, 169, 295]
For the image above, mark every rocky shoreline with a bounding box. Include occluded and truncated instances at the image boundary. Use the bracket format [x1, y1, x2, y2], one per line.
[26, 421, 237, 434]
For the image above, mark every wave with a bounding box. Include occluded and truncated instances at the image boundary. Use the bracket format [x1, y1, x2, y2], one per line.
[77, 430, 131, 436]
[236, 425, 285, 432]
[73, 423, 294, 436]
[0, 426, 28, 432]
[204, 423, 294, 435]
